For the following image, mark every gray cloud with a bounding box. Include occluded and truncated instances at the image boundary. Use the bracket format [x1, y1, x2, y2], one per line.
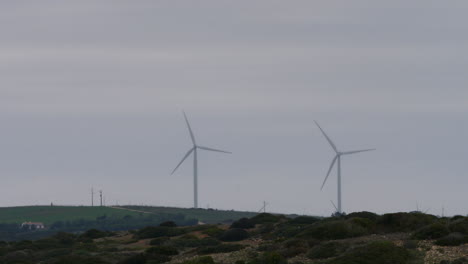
[0, 1, 467, 216]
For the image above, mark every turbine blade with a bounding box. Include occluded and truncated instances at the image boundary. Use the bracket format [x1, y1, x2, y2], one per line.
[314, 121, 338, 153]
[197, 146, 232, 154]
[342, 148, 376, 155]
[321, 155, 338, 190]
[171, 147, 195, 175]
[183, 111, 196, 145]
[330, 200, 338, 212]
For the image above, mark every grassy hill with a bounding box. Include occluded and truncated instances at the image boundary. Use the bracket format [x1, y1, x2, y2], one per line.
[0, 205, 258, 225]
[119, 205, 258, 224]
[0, 206, 142, 225]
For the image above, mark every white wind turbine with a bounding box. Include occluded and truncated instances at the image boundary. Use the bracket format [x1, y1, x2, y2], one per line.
[315, 121, 375, 214]
[171, 112, 231, 208]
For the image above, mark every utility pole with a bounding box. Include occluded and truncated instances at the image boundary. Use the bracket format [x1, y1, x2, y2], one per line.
[100, 190, 103, 207]
[91, 188, 95, 207]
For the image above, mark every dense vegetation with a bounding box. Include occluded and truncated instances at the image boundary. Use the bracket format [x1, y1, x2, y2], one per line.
[0, 210, 467, 263]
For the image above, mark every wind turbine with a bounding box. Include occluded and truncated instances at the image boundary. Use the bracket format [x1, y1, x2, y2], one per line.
[315, 121, 375, 215]
[171, 112, 231, 208]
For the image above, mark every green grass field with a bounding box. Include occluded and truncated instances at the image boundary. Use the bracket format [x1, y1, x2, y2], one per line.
[120, 205, 258, 224]
[0, 206, 142, 225]
[0, 205, 258, 225]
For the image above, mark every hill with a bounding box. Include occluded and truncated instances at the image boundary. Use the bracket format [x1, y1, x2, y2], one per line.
[0, 206, 142, 225]
[0, 205, 258, 226]
[0, 211, 467, 263]
[0, 205, 258, 241]
[119, 206, 258, 224]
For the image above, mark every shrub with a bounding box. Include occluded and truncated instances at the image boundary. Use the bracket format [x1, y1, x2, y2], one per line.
[231, 218, 255, 229]
[298, 219, 368, 240]
[80, 229, 109, 239]
[349, 217, 376, 231]
[288, 216, 320, 225]
[219, 228, 249, 242]
[250, 213, 282, 225]
[248, 251, 287, 264]
[327, 241, 411, 264]
[170, 237, 220, 248]
[307, 242, 347, 259]
[53, 256, 110, 264]
[118, 254, 146, 264]
[435, 233, 468, 246]
[378, 213, 437, 233]
[181, 256, 215, 264]
[159, 221, 177, 227]
[346, 211, 379, 221]
[412, 222, 450, 240]
[146, 245, 178, 256]
[134, 226, 184, 239]
[402, 240, 419, 249]
[279, 239, 309, 258]
[202, 226, 224, 237]
[149, 237, 170, 246]
[198, 243, 245, 254]
[449, 218, 468, 234]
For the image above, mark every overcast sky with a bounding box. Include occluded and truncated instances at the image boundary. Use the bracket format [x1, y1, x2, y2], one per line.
[0, 1, 467, 216]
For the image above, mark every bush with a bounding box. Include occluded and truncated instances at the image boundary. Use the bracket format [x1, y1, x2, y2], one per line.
[279, 239, 309, 258]
[231, 218, 255, 229]
[134, 226, 184, 239]
[402, 240, 419, 249]
[412, 222, 450, 240]
[202, 226, 224, 237]
[298, 219, 368, 240]
[146, 245, 178, 256]
[53, 256, 110, 264]
[327, 241, 411, 264]
[169, 237, 220, 248]
[80, 229, 109, 239]
[378, 213, 437, 233]
[159, 221, 177, 227]
[250, 213, 282, 225]
[219, 228, 249, 242]
[307, 242, 347, 259]
[435, 233, 468, 246]
[149, 237, 170, 246]
[198, 243, 245, 254]
[181, 256, 215, 264]
[449, 218, 468, 234]
[118, 254, 146, 264]
[346, 211, 379, 221]
[248, 251, 287, 264]
[349, 217, 376, 231]
[288, 216, 320, 225]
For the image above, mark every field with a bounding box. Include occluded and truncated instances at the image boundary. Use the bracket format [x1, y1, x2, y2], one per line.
[120, 205, 258, 224]
[0, 205, 258, 225]
[0, 206, 142, 225]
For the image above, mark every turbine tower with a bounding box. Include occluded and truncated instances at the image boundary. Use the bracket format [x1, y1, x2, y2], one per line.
[171, 112, 231, 208]
[315, 121, 375, 214]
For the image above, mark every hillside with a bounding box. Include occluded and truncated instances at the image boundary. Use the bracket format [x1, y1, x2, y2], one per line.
[0, 206, 258, 226]
[0, 206, 142, 225]
[119, 206, 258, 224]
[0, 211, 467, 264]
[0, 205, 258, 241]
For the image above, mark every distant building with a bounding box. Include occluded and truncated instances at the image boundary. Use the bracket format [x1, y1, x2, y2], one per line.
[21, 222, 45, 230]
